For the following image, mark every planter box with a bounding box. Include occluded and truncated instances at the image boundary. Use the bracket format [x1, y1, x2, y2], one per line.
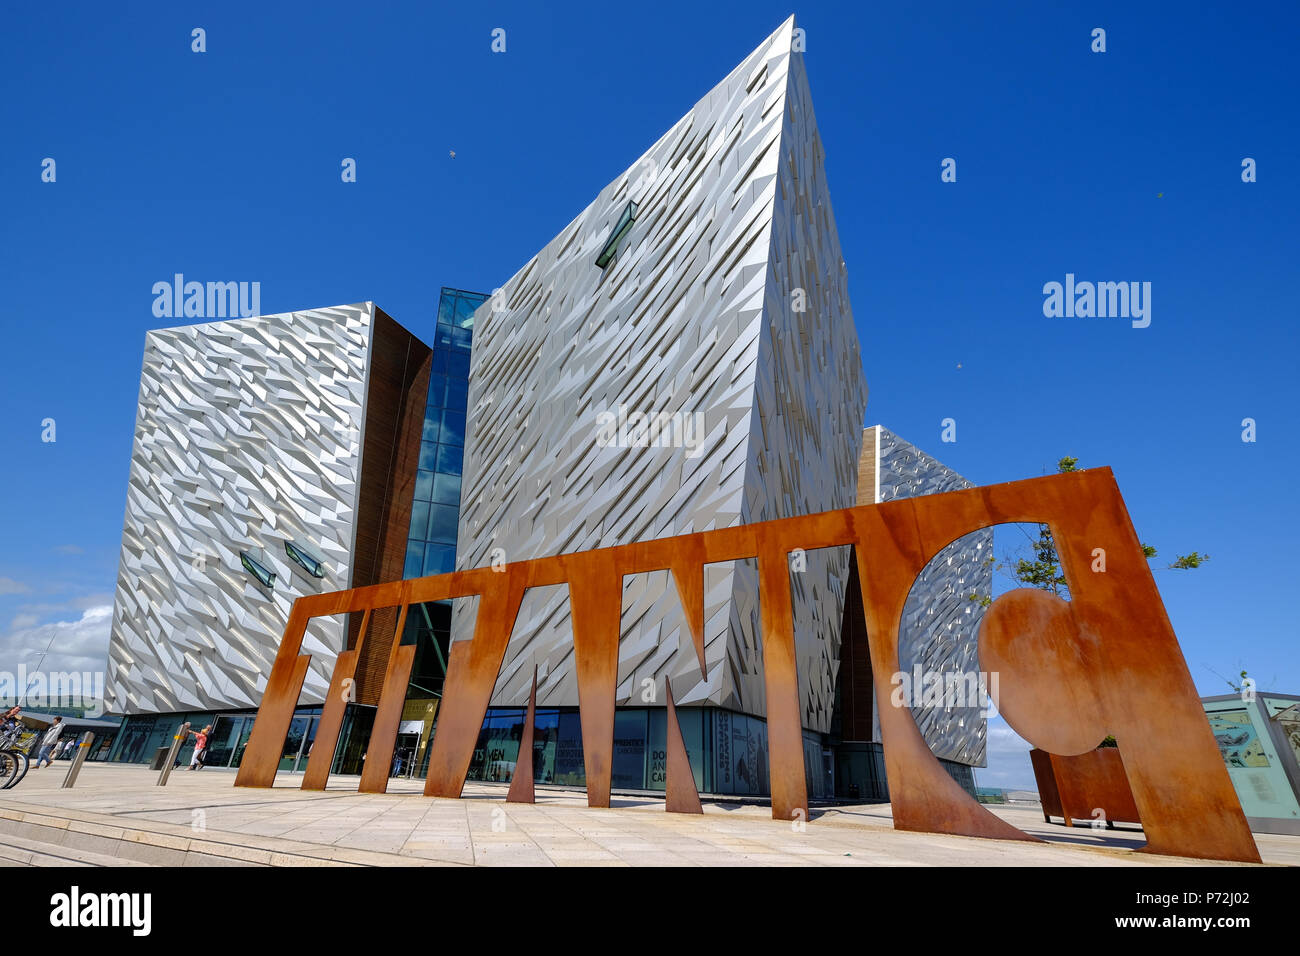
[1030, 747, 1141, 827]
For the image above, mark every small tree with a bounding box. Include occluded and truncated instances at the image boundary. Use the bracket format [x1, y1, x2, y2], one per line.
[968, 456, 1209, 605]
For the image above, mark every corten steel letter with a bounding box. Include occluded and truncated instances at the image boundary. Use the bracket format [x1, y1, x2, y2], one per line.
[238, 468, 1258, 862]
[424, 570, 529, 797]
[234, 603, 313, 788]
[971, 474, 1257, 861]
[565, 553, 622, 808]
[301, 608, 370, 791]
[854, 507, 1039, 845]
[359, 603, 414, 793]
[236, 578, 419, 788]
[857, 468, 1259, 862]
[754, 525, 809, 823]
[665, 680, 703, 814]
[507, 667, 539, 804]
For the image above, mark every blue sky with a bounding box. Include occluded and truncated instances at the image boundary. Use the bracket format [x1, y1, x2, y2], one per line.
[1, 1, 1296, 789]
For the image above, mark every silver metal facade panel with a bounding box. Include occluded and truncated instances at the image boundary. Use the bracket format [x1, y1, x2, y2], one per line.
[106, 304, 374, 715]
[453, 18, 868, 732]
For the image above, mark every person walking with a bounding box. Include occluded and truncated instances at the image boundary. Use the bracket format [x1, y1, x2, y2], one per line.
[35, 717, 63, 769]
[188, 725, 212, 770]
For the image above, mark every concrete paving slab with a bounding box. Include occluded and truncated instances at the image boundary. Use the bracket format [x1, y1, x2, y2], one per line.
[0, 763, 1292, 867]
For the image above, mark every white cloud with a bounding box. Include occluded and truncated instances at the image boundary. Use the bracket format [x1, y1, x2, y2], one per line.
[10, 593, 115, 618]
[70, 593, 114, 611]
[975, 716, 1037, 792]
[0, 578, 31, 596]
[0, 605, 112, 676]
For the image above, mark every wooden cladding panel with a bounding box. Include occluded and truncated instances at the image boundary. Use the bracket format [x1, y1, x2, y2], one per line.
[856, 426, 877, 506]
[347, 308, 432, 705]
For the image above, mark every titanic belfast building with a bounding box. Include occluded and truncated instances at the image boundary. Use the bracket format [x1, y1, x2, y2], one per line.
[104, 17, 990, 800]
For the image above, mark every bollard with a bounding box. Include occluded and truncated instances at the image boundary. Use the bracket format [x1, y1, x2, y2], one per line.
[60, 733, 95, 789]
[156, 721, 191, 786]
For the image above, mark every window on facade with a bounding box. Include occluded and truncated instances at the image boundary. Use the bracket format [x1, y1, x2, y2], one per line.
[239, 551, 275, 588]
[596, 200, 639, 268]
[284, 541, 324, 578]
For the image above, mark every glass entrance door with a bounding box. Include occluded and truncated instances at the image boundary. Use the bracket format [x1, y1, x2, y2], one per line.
[300, 715, 319, 771]
[277, 715, 321, 772]
[205, 716, 246, 768]
[279, 717, 308, 772]
[394, 733, 419, 778]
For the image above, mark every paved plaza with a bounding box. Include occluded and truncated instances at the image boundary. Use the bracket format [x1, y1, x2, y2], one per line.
[0, 763, 1294, 867]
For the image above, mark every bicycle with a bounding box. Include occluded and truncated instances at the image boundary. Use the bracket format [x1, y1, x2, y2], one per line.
[0, 749, 28, 789]
[0, 724, 33, 789]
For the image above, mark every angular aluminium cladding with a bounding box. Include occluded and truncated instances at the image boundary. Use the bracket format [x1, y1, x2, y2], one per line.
[107, 303, 426, 716]
[453, 17, 868, 733]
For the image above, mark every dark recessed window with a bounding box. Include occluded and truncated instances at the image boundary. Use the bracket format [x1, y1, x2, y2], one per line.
[240, 551, 276, 588]
[284, 541, 325, 578]
[596, 200, 639, 269]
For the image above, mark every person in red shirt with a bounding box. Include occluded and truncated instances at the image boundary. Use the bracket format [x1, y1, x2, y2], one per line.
[188, 725, 212, 770]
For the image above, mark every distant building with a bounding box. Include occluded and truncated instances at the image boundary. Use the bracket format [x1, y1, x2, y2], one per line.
[1005, 790, 1041, 804]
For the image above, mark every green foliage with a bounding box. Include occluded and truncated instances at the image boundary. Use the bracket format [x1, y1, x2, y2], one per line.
[1098, 735, 1118, 748]
[969, 456, 1207, 606]
[1012, 524, 1069, 596]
